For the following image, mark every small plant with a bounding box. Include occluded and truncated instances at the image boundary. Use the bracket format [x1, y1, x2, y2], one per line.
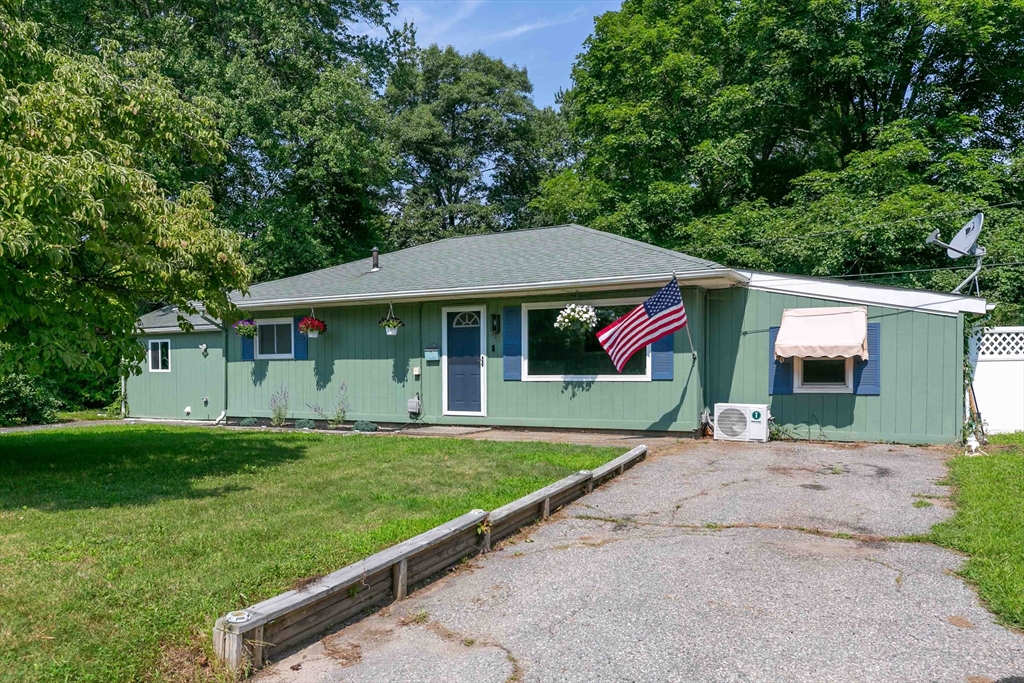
[352, 420, 378, 432]
[269, 388, 289, 427]
[307, 382, 348, 429]
[233, 319, 258, 338]
[239, 417, 258, 427]
[830, 465, 843, 475]
[913, 499, 933, 508]
[554, 303, 598, 335]
[379, 303, 404, 335]
[298, 316, 326, 337]
[295, 418, 316, 430]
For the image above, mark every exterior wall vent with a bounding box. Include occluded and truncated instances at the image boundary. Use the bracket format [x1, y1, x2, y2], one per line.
[371, 246, 380, 272]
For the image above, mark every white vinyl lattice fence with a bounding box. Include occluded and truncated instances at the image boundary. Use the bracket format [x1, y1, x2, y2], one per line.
[972, 327, 1024, 434]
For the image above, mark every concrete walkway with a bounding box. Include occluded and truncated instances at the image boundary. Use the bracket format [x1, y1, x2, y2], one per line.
[256, 440, 1024, 683]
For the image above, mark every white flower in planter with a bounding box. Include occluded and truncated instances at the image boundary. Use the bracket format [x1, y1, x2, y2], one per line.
[554, 304, 598, 333]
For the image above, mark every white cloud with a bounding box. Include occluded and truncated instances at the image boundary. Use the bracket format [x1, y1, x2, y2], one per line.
[484, 10, 585, 43]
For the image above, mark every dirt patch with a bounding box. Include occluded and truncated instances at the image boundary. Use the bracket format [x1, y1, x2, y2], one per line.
[767, 537, 879, 559]
[322, 640, 363, 666]
[767, 465, 820, 477]
[291, 574, 325, 592]
[154, 637, 221, 683]
[800, 484, 829, 491]
[947, 615, 976, 629]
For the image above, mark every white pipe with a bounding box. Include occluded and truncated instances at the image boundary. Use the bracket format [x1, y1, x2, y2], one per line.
[214, 410, 226, 424]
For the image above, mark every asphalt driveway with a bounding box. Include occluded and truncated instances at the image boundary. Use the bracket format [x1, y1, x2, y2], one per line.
[258, 440, 1024, 683]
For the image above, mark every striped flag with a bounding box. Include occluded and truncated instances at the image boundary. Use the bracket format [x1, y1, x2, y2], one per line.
[597, 278, 688, 372]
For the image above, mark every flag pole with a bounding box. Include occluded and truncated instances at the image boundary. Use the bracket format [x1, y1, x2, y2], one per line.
[673, 272, 697, 360]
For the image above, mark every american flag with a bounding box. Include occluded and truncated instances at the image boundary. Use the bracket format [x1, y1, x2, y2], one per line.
[597, 278, 687, 372]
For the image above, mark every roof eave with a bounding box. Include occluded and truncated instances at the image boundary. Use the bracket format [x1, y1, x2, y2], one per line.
[234, 269, 745, 311]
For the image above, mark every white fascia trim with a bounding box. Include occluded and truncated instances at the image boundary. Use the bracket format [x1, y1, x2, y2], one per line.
[233, 269, 746, 311]
[737, 270, 987, 316]
[138, 325, 220, 334]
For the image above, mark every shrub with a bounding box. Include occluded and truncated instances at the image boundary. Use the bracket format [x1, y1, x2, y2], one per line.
[269, 388, 289, 427]
[306, 382, 348, 429]
[352, 420, 378, 432]
[295, 419, 316, 430]
[0, 374, 62, 426]
[239, 417, 258, 427]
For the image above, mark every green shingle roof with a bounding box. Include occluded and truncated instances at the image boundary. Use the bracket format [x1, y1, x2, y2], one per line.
[235, 225, 731, 309]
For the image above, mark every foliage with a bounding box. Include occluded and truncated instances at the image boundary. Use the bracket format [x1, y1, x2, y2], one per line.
[379, 315, 404, 330]
[554, 304, 598, 334]
[930, 434, 1024, 629]
[539, 0, 1024, 321]
[239, 417, 258, 427]
[0, 373, 62, 425]
[352, 420, 378, 432]
[308, 382, 348, 429]
[295, 418, 316, 430]
[233, 319, 258, 339]
[269, 388, 289, 427]
[0, 9, 249, 378]
[0, 425, 619, 680]
[23, 0, 403, 282]
[383, 45, 570, 247]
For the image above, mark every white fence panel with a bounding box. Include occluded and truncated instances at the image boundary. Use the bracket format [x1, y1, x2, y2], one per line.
[972, 327, 1024, 434]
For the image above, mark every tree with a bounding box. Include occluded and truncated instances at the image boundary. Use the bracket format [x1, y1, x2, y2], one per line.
[384, 45, 569, 247]
[536, 0, 1024, 321]
[23, 0, 404, 280]
[0, 9, 248, 375]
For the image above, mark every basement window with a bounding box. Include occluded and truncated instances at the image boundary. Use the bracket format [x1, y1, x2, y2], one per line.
[255, 319, 294, 360]
[149, 339, 170, 372]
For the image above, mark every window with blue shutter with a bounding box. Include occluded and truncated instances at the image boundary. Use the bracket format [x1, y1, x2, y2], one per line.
[502, 306, 522, 380]
[651, 333, 673, 380]
[853, 323, 881, 395]
[768, 326, 794, 395]
[293, 316, 308, 360]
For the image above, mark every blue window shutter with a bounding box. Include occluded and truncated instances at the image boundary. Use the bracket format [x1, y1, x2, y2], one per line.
[768, 326, 793, 395]
[293, 316, 308, 360]
[854, 323, 881, 395]
[651, 333, 673, 380]
[503, 306, 522, 380]
[241, 336, 254, 361]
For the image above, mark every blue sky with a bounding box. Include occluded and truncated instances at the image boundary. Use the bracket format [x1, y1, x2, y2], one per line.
[375, 0, 623, 108]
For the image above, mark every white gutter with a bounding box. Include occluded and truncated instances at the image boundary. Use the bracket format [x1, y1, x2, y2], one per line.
[232, 269, 747, 311]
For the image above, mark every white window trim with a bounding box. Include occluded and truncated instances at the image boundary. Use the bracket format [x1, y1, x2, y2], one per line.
[521, 298, 652, 383]
[148, 339, 171, 373]
[255, 317, 295, 360]
[441, 305, 488, 417]
[793, 357, 854, 394]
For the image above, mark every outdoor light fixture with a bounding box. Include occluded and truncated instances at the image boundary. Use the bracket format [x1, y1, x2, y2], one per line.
[491, 313, 501, 334]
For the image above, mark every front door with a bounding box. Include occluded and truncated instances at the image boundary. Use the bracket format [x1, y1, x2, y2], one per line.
[444, 308, 485, 415]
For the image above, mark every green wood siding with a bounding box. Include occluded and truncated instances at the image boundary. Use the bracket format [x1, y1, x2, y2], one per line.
[706, 287, 964, 444]
[127, 332, 226, 419]
[225, 288, 704, 432]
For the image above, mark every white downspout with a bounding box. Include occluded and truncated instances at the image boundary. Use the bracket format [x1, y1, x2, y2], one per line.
[214, 410, 226, 424]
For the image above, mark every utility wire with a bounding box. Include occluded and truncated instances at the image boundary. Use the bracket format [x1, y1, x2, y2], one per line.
[692, 199, 1024, 251]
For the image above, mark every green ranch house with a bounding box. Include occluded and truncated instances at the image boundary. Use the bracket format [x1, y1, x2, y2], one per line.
[129, 225, 986, 444]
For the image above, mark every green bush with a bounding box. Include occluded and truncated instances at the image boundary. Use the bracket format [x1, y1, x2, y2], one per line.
[295, 419, 316, 430]
[0, 375, 62, 426]
[352, 420, 378, 432]
[239, 417, 258, 427]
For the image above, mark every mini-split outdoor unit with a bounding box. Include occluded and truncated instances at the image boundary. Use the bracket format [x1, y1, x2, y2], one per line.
[713, 403, 770, 442]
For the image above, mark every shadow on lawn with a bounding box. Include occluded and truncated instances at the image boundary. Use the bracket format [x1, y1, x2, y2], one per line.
[0, 427, 310, 511]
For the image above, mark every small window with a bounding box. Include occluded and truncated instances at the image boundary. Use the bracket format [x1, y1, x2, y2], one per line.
[255, 319, 294, 359]
[452, 311, 480, 328]
[794, 357, 853, 393]
[149, 340, 170, 372]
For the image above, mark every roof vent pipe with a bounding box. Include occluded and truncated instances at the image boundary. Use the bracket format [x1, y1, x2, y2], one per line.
[371, 246, 380, 272]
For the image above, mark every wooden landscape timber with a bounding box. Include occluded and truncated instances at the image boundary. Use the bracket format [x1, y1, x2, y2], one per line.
[212, 444, 648, 673]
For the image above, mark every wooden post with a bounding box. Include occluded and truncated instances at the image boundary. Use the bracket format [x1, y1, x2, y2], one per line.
[481, 528, 491, 553]
[582, 470, 593, 493]
[541, 497, 550, 520]
[392, 559, 408, 600]
[213, 617, 247, 672]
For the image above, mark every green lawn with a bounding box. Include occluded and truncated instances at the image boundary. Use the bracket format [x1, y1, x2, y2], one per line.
[0, 426, 619, 683]
[56, 409, 119, 422]
[930, 431, 1024, 630]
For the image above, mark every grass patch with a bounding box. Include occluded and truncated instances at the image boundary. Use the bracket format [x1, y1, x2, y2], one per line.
[929, 431, 1024, 630]
[0, 425, 619, 682]
[56, 409, 118, 422]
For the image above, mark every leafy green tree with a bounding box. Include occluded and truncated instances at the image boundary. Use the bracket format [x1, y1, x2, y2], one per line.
[0, 8, 248, 375]
[537, 0, 1024, 320]
[384, 45, 569, 247]
[23, 0, 403, 280]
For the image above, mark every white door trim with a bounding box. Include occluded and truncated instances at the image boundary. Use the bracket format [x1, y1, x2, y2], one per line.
[441, 305, 487, 417]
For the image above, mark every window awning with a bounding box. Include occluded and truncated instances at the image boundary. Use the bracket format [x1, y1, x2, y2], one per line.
[774, 307, 869, 360]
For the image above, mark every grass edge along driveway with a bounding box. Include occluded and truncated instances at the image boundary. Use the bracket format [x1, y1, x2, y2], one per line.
[929, 431, 1024, 631]
[0, 425, 621, 683]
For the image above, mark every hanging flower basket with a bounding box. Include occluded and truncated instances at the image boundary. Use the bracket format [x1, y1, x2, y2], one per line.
[298, 316, 327, 338]
[233, 319, 258, 339]
[554, 304, 598, 336]
[380, 303, 404, 336]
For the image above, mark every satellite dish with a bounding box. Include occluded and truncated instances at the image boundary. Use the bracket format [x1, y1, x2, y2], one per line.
[946, 213, 984, 258]
[923, 212, 987, 295]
